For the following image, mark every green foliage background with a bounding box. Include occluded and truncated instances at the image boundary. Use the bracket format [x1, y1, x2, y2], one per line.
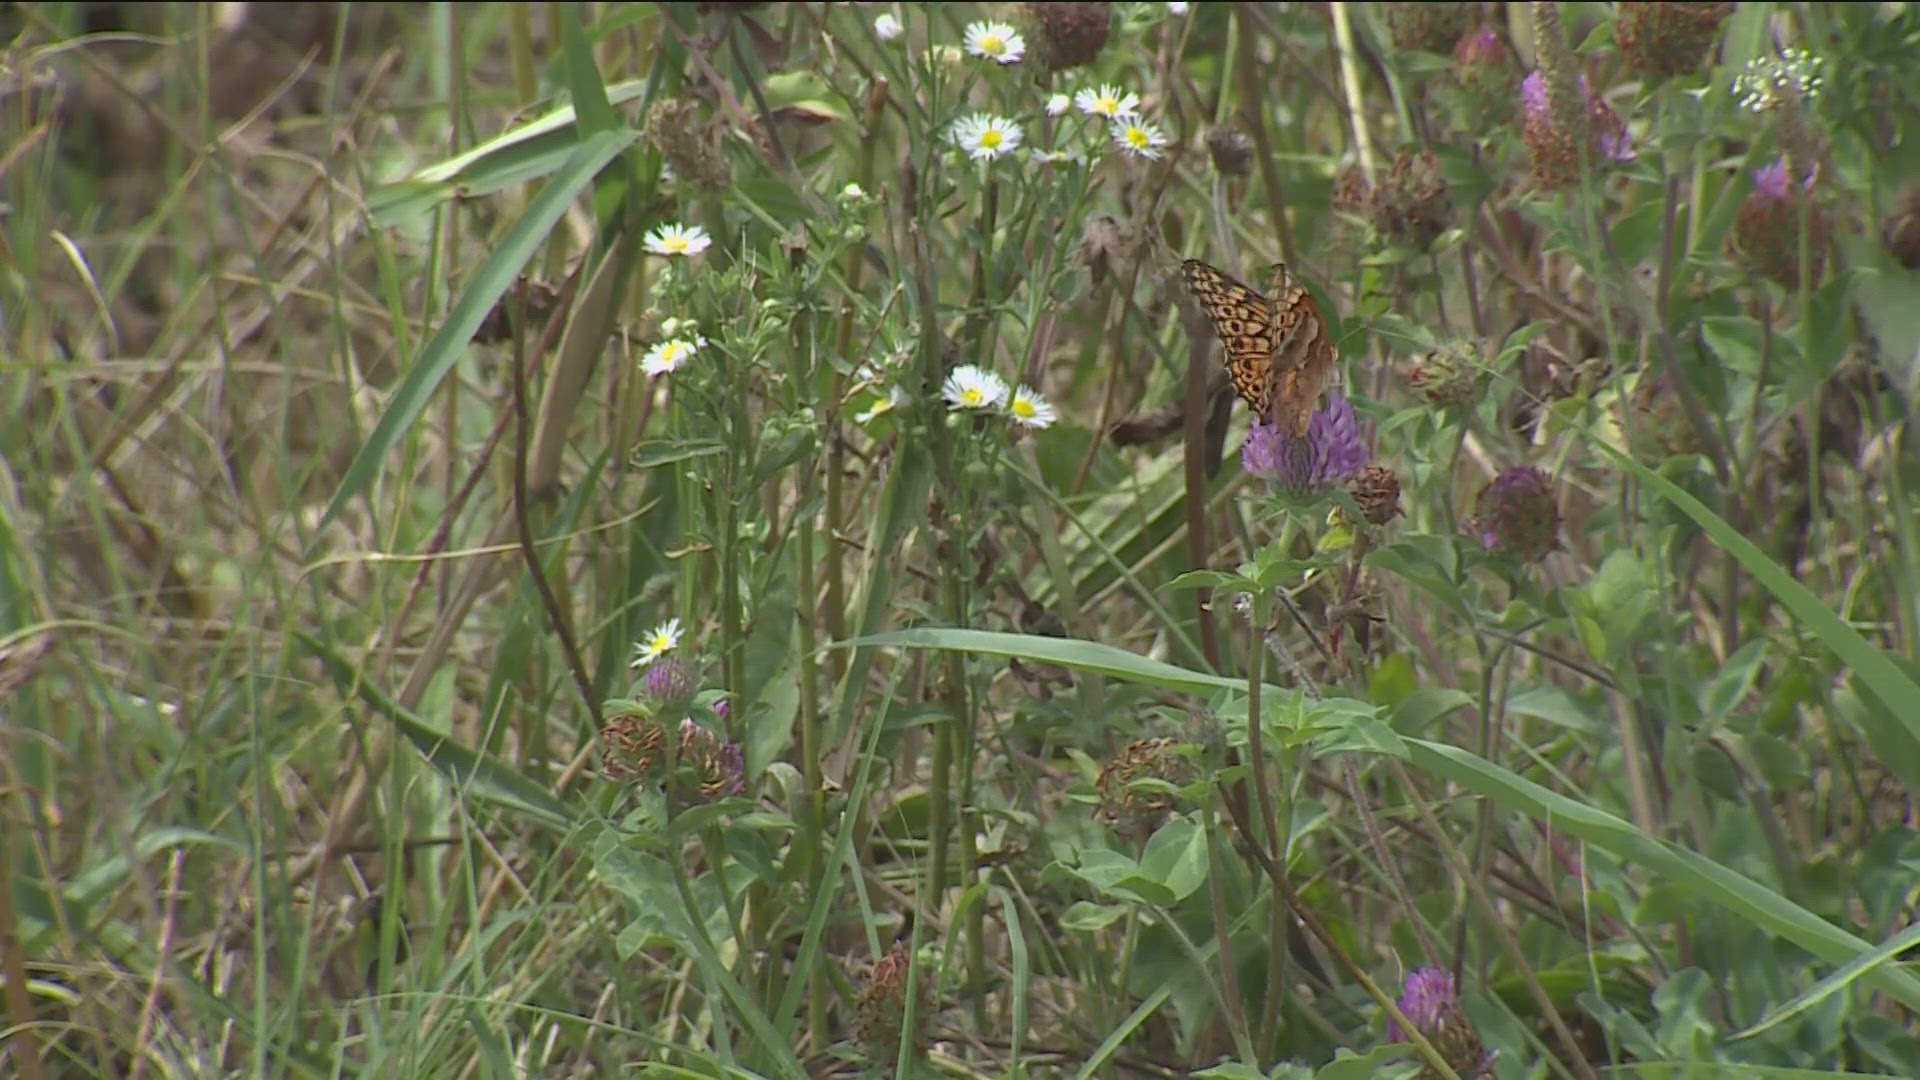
[6, 2, 1920, 1077]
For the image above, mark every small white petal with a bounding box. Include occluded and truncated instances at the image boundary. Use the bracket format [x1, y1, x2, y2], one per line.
[631, 617, 685, 664]
[941, 364, 1010, 410]
[645, 223, 712, 257]
[1009, 386, 1057, 429]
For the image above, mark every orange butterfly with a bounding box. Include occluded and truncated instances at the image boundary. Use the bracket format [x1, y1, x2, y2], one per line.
[1180, 258, 1338, 437]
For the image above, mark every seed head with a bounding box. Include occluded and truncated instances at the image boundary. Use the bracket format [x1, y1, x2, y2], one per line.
[1345, 464, 1404, 527]
[643, 99, 732, 193]
[599, 712, 667, 783]
[1095, 736, 1192, 841]
[1447, 24, 1516, 123]
[1022, 2, 1111, 71]
[1205, 126, 1255, 178]
[856, 942, 931, 1055]
[1522, 72, 1634, 189]
[1404, 343, 1483, 407]
[1384, 2, 1474, 54]
[1730, 158, 1828, 288]
[1615, 2, 1733, 79]
[677, 719, 746, 800]
[1371, 149, 1454, 251]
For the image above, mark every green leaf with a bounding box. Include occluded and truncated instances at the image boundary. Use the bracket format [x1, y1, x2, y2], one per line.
[846, 627, 1275, 697]
[1312, 1047, 1414, 1079]
[1702, 638, 1769, 722]
[631, 438, 727, 468]
[1312, 716, 1410, 760]
[1388, 688, 1475, 733]
[1506, 684, 1603, 733]
[1136, 818, 1208, 902]
[1059, 901, 1128, 932]
[558, 7, 617, 138]
[1061, 848, 1173, 906]
[1166, 569, 1249, 593]
[317, 129, 637, 537]
[296, 633, 577, 832]
[366, 81, 652, 228]
[1369, 535, 1468, 619]
[1601, 443, 1920, 759]
[1407, 736, 1920, 1011]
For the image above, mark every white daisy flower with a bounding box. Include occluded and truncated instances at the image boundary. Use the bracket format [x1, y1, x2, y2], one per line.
[1030, 148, 1078, 165]
[631, 617, 684, 665]
[949, 113, 1023, 162]
[1075, 84, 1140, 120]
[874, 12, 903, 42]
[964, 20, 1026, 65]
[1046, 92, 1071, 116]
[1111, 117, 1169, 160]
[942, 364, 1010, 410]
[644, 222, 711, 257]
[641, 335, 707, 376]
[855, 386, 909, 424]
[1008, 386, 1057, 429]
[1168, 1, 1190, 14]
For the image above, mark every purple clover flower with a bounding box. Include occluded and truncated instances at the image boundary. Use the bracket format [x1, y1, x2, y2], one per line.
[643, 657, 696, 704]
[1243, 394, 1368, 496]
[1387, 967, 1457, 1043]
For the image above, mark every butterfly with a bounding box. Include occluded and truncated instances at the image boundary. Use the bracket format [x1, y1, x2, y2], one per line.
[1180, 257, 1338, 438]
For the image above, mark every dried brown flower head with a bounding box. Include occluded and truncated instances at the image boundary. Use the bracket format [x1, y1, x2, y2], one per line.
[1385, 2, 1474, 54]
[1372, 149, 1454, 251]
[1023, 2, 1112, 71]
[1730, 159, 1829, 288]
[1346, 464, 1405, 527]
[1205, 126, 1255, 178]
[644, 99, 732, 193]
[1616, 2, 1733, 79]
[1096, 735, 1192, 841]
[855, 942, 931, 1054]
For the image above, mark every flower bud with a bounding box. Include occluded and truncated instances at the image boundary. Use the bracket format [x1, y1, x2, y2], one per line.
[1469, 467, 1559, 561]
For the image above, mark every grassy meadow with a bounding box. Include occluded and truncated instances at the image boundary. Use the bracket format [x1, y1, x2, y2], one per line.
[8, 2, 1920, 1076]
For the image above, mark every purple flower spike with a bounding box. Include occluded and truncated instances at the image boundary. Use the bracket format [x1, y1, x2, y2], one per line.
[1244, 394, 1369, 497]
[1387, 967, 1457, 1042]
[1520, 71, 1548, 117]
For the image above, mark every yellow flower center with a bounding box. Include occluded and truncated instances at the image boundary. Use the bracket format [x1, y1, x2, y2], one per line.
[1126, 127, 1150, 148]
[662, 236, 689, 253]
[963, 389, 986, 406]
[980, 129, 1003, 150]
[1098, 97, 1120, 115]
[1012, 399, 1036, 418]
[981, 34, 1004, 54]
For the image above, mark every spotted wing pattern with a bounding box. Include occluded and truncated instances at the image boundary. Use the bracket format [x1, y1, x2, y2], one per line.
[1180, 257, 1337, 437]
[1259, 262, 1337, 439]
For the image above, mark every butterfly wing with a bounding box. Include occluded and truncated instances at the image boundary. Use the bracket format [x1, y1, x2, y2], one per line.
[1261, 263, 1338, 438]
[1180, 258, 1275, 414]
